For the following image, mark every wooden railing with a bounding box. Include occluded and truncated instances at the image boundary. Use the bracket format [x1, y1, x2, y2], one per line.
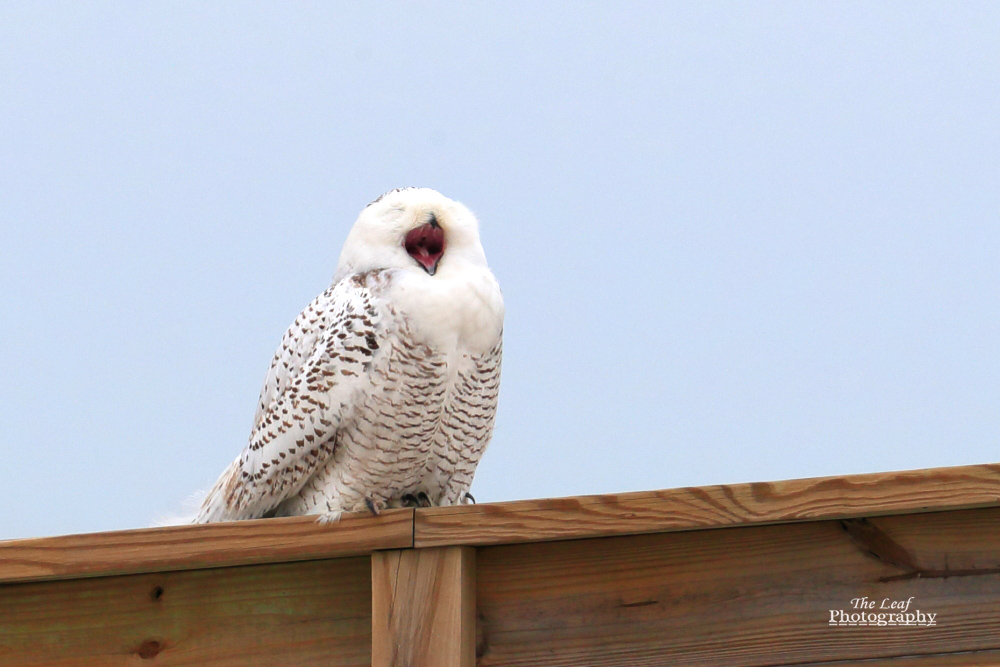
[2, 463, 1000, 666]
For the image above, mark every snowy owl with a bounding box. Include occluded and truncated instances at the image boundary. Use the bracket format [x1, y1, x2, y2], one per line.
[197, 188, 503, 523]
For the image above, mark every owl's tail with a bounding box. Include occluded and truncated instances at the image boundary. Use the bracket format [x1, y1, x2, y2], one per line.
[150, 489, 207, 527]
[194, 459, 243, 523]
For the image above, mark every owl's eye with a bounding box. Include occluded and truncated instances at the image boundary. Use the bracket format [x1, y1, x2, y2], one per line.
[404, 218, 445, 276]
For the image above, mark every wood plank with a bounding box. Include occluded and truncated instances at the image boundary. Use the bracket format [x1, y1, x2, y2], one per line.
[475, 506, 1000, 667]
[0, 509, 412, 584]
[372, 547, 475, 667]
[795, 649, 1000, 666]
[416, 463, 1000, 547]
[0, 556, 371, 667]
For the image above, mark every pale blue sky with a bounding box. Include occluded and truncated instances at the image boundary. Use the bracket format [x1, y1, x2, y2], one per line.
[2, 2, 997, 540]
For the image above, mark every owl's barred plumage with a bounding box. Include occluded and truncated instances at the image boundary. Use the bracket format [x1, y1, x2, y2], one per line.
[197, 188, 503, 523]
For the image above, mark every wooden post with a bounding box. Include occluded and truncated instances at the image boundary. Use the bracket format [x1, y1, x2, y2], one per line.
[372, 546, 476, 667]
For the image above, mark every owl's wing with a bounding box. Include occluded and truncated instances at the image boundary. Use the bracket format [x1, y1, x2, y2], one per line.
[252, 289, 330, 432]
[197, 274, 386, 522]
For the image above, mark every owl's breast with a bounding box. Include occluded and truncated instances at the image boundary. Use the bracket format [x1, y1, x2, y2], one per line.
[387, 264, 504, 357]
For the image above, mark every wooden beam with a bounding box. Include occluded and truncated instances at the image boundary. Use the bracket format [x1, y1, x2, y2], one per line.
[4, 462, 998, 584]
[474, 506, 1000, 667]
[372, 546, 476, 667]
[0, 556, 372, 667]
[0, 509, 412, 584]
[415, 463, 1000, 547]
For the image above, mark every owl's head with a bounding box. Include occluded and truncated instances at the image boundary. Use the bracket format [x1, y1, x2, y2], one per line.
[334, 188, 489, 282]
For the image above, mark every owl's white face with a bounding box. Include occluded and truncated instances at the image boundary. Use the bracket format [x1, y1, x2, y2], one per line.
[334, 188, 489, 282]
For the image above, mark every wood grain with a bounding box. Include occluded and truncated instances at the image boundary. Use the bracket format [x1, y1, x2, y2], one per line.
[0, 556, 371, 667]
[474, 505, 1000, 667]
[416, 463, 1000, 547]
[0, 509, 412, 584]
[372, 547, 475, 667]
[802, 650, 1000, 666]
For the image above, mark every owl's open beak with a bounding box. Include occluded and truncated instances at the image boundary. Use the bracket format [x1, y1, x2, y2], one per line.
[404, 222, 445, 275]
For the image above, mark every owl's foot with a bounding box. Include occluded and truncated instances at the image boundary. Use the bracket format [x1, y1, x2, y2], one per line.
[464, 492, 476, 504]
[364, 497, 382, 517]
[401, 491, 433, 507]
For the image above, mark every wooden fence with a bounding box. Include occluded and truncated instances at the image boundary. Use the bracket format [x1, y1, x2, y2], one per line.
[2, 463, 1000, 666]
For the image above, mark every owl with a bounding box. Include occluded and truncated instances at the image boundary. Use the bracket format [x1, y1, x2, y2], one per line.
[197, 188, 503, 522]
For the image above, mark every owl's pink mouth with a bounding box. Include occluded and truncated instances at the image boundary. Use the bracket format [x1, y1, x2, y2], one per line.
[404, 222, 445, 275]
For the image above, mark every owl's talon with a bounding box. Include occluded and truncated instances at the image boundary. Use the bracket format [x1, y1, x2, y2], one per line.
[464, 492, 476, 504]
[417, 491, 432, 507]
[316, 510, 343, 524]
[401, 493, 420, 508]
[364, 497, 381, 517]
